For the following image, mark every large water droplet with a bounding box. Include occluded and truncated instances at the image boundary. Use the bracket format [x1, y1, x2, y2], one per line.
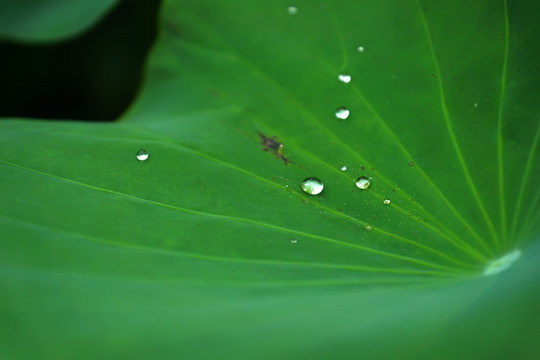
[383, 198, 391, 205]
[335, 107, 350, 120]
[365, 225, 373, 231]
[357, 46, 365, 53]
[340, 165, 348, 171]
[301, 177, 324, 195]
[484, 249, 521, 276]
[338, 73, 351, 84]
[136, 149, 149, 161]
[355, 176, 371, 189]
[287, 6, 298, 15]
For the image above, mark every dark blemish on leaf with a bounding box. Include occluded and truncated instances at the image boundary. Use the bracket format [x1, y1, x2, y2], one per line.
[361, 165, 365, 170]
[211, 89, 221, 97]
[431, 73, 435, 77]
[298, 165, 302, 168]
[392, 189, 396, 193]
[259, 132, 289, 165]
[409, 161, 414, 167]
[371, 168, 375, 171]
[259, 132, 282, 151]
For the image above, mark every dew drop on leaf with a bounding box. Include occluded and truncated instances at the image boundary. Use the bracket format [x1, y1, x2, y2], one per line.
[335, 107, 350, 120]
[338, 73, 352, 84]
[355, 176, 371, 189]
[365, 225, 373, 231]
[340, 165, 348, 171]
[136, 149, 149, 161]
[301, 177, 324, 195]
[287, 6, 298, 15]
[290, 239, 298, 244]
[357, 46, 365, 53]
[383, 198, 391, 205]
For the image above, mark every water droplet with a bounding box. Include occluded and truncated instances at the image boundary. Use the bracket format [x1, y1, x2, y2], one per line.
[290, 239, 298, 244]
[338, 73, 352, 84]
[287, 6, 298, 15]
[136, 149, 149, 161]
[357, 46, 365, 53]
[484, 249, 521, 276]
[340, 165, 348, 171]
[365, 225, 373, 231]
[383, 198, 391, 205]
[301, 177, 324, 195]
[473, 102, 478, 107]
[355, 176, 371, 189]
[335, 107, 350, 120]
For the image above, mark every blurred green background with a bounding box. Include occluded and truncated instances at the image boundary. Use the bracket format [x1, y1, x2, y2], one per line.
[0, 0, 161, 121]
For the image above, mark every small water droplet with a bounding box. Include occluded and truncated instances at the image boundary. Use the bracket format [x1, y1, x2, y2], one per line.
[484, 249, 521, 276]
[136, 149, 149, 161]
[335, 107, 350, 120]
[365, 225, 373, 231]
[338, 73, 351, 84]
[287, 6, 298, 15]
[473, 102, 478, 107]
[340, 165, 348, 171]
[301, 177, 324, 195]
[357, 46, 365, 53]
[383, 198, 391, 205]
[355, 176, 371, 189]
[290, 239, 298, 244]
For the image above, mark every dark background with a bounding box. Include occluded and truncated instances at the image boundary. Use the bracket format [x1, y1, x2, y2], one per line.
[0, 0, 162, 121]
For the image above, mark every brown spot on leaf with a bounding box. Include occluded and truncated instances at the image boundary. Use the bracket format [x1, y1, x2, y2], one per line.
[259, 132, 289, 165]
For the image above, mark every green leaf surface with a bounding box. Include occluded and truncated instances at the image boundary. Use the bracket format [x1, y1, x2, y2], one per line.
[1, 0, 539, 358]
[0, 0, 119, 42]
